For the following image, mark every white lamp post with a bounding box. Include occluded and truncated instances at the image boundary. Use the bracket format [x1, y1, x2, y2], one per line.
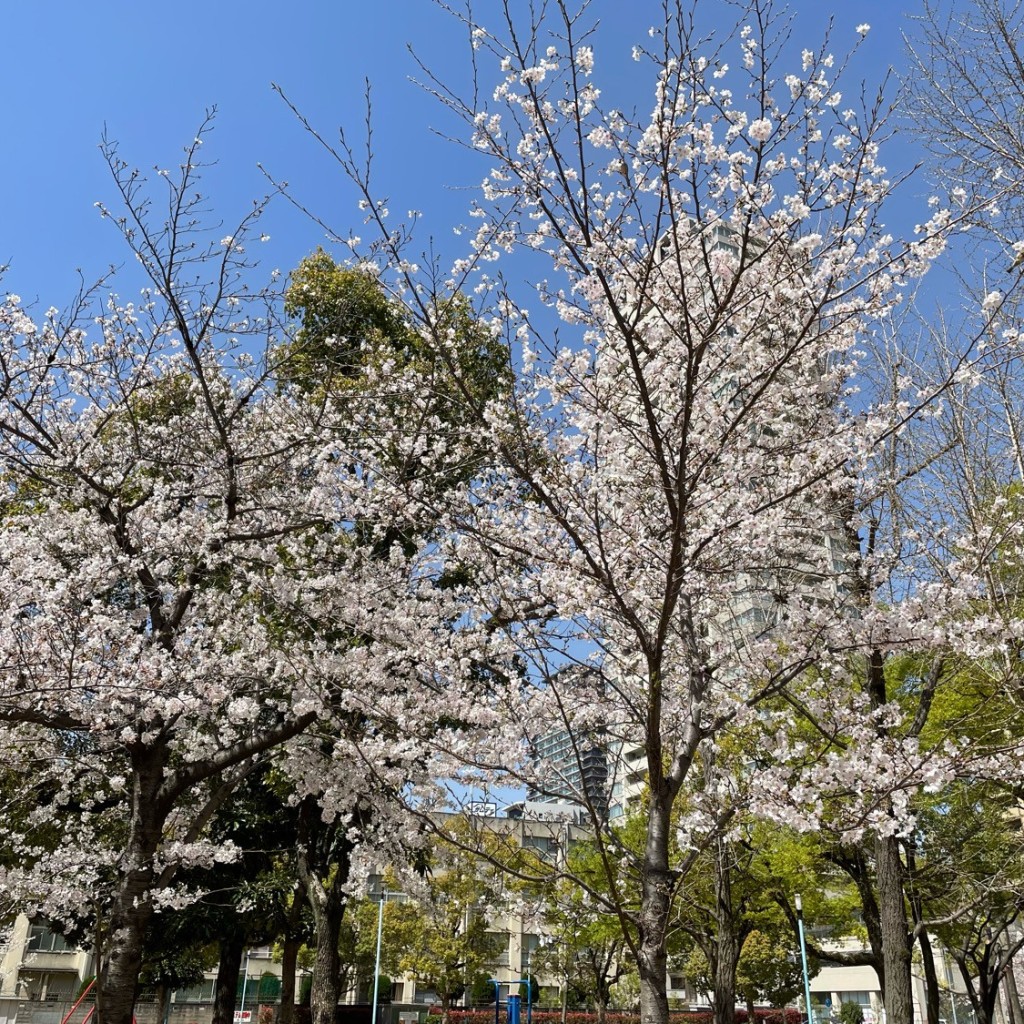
[237, 950, 253, 1022]
[371, 891, 405, 1024]
[795, 895, 814, 1024]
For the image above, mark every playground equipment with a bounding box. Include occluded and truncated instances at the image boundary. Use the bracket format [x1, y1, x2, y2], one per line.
[60, 980, 95, 1024]
[58, 980, 137, 1024]
[487, 979, 533, 1024]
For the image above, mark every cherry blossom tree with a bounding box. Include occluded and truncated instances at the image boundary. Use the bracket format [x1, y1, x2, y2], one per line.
[0, 118, 460, 1024]
[285, 3, 1024, 1024]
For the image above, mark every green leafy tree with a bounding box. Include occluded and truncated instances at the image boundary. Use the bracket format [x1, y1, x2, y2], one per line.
[529, 832, 637, 1024]
[519, 976, 540, 1004]
[735, 931, 802, 1017]
[272, 252, 509, 1024]
[467, 974, 497, 1006]
[282, 249, 511, 513]
[376, 836, 505, 1024]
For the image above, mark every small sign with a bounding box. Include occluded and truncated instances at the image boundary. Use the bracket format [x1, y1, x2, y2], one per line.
[234, 1012, 253, 1022]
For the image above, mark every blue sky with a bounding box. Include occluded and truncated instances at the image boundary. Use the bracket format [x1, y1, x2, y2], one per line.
[2, 0, 927, 309]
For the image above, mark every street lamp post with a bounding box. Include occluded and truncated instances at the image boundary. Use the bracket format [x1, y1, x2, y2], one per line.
[795, 895, 814, 1024]
[237, 950, 253, 1022]
[372, 891, 405, 1024]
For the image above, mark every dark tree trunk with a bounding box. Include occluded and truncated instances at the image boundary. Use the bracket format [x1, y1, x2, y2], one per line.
[745, 996, 757, 1024]
[865, 647, 912, 1024]
[278, 935, 301, 1024]
[979, 973, 1000, 1024]
[155, 983, 170, 1024]
[713, 841, 739, 1024]
[213, 934, 246, 1024]
[308, 895, 344, 1024]
[296, 797, 362, 1024]
[916, 931, 941, 1024]
[98, 895, 154, 1024]
[97, 752, 167, 1024]
[904, 844, 939, 1024]
[875, 834, 913, 1024]
[954, 956, 992, 1024]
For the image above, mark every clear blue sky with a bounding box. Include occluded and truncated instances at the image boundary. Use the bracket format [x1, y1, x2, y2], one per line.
[2, 0, 926, 309]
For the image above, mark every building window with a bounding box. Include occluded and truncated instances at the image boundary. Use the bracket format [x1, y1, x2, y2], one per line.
[26, 926, 72, 953]
[837, 992, 872, 1009]
[176, 979, 217, 1003]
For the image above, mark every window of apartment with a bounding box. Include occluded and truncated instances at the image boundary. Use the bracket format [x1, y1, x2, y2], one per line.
[26, 925, 72, 953]
[837, 992, 872, 1010]
[43, 973, 78, 999]
[523, 835, 557, 857]
[176, 979, 217, 1003]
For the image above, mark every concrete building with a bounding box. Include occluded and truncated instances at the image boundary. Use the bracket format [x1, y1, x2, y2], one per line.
[0, 917, 94, 1002]
[527, 729, 609, 819]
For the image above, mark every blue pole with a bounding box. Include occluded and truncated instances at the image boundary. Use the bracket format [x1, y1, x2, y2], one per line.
[796, 895, 814, 1024]
[371, 898, 385, 1024]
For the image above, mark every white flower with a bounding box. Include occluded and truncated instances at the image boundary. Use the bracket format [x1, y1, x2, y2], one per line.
[575, 45, 594, 75]
[982, 290, 1003, 312]
[749, 117, 773, 142]
[220, 235, 234, 247]
[856, 23, 871, 34]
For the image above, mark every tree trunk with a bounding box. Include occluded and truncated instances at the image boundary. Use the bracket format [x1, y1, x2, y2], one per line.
[97, 753, 167, 1024]
[296, 798, 363, 1024]
[278, 935, 300, 1024]
[956, 957, 990, 1024]
[916, 931, 941, 1024]
[97, 898, 154, 1024]
[748, 996, 758, 1024]
[638, 787, 674, 1024]
[904, 843, 939, 1024]
[155, 983, 170, 1024]
[713, 841, 739, 1024]
[213, 934, 246, 1024]
[875, 835, 913, 1024]
[309, 896, 344, 1024]
[827, 848, 886, 996]
[980, 973, 999, 1024]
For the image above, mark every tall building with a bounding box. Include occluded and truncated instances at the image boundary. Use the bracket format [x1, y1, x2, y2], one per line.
[527, 728, 609, 819]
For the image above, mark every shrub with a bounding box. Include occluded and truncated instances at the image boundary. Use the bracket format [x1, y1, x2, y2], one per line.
[838, 1003, 864, 1024]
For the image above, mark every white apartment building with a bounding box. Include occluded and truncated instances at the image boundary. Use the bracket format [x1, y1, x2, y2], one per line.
[0, 917, 94, 1002]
